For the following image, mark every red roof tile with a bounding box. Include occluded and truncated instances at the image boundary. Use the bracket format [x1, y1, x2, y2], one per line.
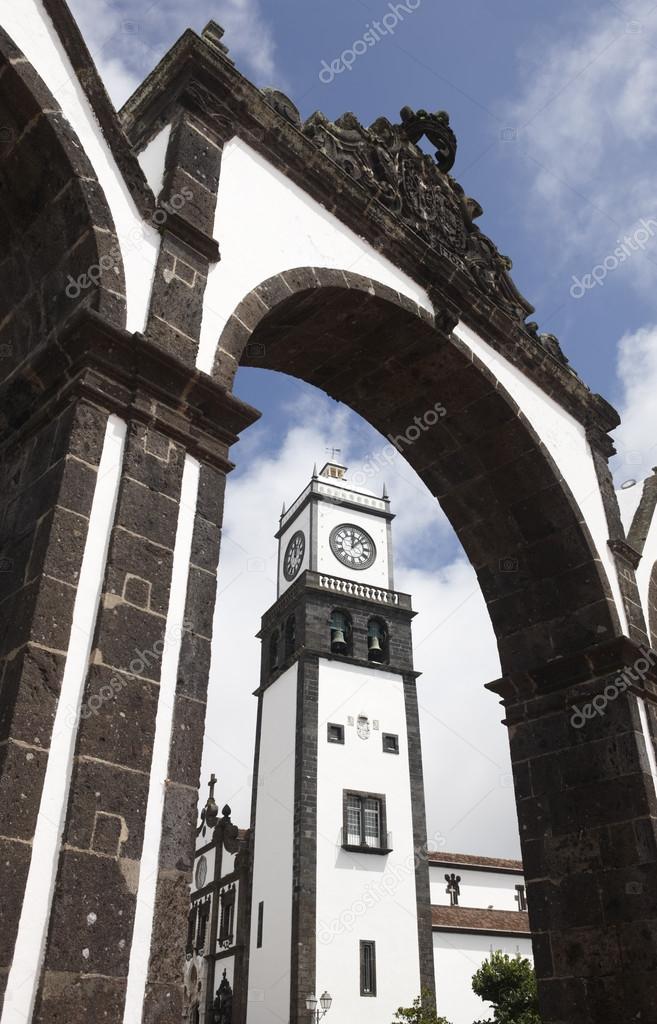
[428, 851, 523, 872]
[432, 904, 530, 935]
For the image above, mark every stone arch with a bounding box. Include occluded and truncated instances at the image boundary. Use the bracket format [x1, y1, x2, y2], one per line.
[212, 266, 621, 675]
[0, 28, 127, 390]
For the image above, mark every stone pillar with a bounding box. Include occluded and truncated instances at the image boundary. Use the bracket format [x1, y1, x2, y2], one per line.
[488, 636, 657, 1024]
[0, 394, 113, 1013]
[0, 312, 258, 1024]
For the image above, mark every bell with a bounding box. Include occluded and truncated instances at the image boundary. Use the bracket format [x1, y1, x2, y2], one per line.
[331, 628, 348, 654]
[368, 634, 384, 663]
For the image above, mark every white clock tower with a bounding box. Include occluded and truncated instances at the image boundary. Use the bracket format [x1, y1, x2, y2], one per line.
[245, 462, 434, 1024]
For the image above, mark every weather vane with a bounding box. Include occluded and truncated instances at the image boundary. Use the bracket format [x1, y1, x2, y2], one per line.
[325, 446, 341, 461]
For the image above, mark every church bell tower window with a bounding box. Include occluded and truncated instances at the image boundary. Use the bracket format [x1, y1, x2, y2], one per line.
[284, 614, 296, 660]
[330, 609, 352, 656]
[367, 618, 388, 663]
[268, 630, 279, 672]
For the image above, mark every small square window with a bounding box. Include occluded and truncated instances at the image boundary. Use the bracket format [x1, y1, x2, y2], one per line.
[382, 733, 399, 754]
[327, 723, 345, 744]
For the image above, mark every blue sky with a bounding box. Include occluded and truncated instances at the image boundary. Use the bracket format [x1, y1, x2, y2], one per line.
[71, 0, 657, 855]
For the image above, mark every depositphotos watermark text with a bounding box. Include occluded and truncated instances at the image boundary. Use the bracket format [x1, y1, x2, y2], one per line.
[319, 0, 422, 82]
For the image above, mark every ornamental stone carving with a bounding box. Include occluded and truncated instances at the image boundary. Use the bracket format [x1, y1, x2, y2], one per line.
[301, 105, 548, 347]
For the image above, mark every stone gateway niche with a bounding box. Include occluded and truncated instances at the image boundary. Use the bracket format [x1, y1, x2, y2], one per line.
[1, 3, 657, 1024]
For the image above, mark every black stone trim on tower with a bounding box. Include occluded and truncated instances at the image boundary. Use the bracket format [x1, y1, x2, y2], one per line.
[403, 671, 437, 1004]
[290, 654, 319, 1024]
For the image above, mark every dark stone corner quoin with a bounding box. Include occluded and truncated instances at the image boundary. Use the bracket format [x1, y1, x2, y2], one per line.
[1, 5, 656, 1024]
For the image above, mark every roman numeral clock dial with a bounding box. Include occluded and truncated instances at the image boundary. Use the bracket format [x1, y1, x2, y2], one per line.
[283, 530, 305, 581]
[329, 524, 376, 570]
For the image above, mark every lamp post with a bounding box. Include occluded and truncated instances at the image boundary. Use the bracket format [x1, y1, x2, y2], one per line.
[305, 991, 332, 1022]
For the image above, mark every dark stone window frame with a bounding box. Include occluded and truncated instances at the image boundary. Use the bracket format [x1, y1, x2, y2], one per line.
[218, 885, 236, 945]
[195, 900, 210, 953]
[515, 883, 527, 911]
[186, 904, 198, 954]
[342, 789, 391, 855]
[382, 732, 399, 754]
[327, 722, 345, 744]
[360, 939, 377, 996]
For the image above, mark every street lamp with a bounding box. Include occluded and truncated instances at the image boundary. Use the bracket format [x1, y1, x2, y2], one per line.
[306, 991, 332, 1022]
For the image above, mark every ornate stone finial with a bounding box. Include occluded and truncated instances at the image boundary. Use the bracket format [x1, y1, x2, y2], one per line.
[382, 482, 389, 499]
[204, 773, 219, 828]
[281, 501, 286, 518]
[262, 88, 301, 128]
[312, 463, 318, 477]
[538, 331, 569, 366]
[201, 21, 233, 62]
[398, 106, 457, 172]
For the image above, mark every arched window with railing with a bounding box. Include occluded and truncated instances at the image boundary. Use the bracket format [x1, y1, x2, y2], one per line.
[329, 609, 352, 656]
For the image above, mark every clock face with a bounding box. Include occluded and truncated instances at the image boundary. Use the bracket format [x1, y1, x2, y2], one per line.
[330, 524, 376, 570]
[283, 530, 305, 581]
[195, 855, 207, 889]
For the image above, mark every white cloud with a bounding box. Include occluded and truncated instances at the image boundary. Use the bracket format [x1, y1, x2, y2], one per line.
[611, 323, 657, 483]
[507, 2, 657, 287]
[201, 382, 519, 859]
[66, 0, 281, 109]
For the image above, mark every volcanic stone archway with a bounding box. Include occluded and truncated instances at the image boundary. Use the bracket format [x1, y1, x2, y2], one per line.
[215, 267, 620, 675]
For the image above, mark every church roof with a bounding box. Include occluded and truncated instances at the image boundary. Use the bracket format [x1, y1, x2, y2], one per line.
[428, 851, 523, 873]
[431, 904, 530, 936]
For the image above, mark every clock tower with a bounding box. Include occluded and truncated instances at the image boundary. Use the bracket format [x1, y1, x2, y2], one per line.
[245, 463, 434, 1024]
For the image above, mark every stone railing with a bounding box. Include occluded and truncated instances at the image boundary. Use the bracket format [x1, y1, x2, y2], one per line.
[316, 573, 402, 606]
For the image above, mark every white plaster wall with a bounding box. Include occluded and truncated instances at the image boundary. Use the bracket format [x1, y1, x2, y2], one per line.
[433, 932, 533, 1024]
[454, 322, 628, 635]
[137, 124, 171, 200]
[0, 0, 159, 333]
[317, 502, 390, 589]
[316, 660, 421, 1022]
[196, 138, 432, 373]
[247, 664, 297, 1024]
[429, 865, 523, 910]
[616, 482, 642, 533]
[221, 849, 237, 878]
[277, 502, 311, 596]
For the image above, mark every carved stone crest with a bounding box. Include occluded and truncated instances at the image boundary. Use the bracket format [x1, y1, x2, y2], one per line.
[357, 715, 370, 740]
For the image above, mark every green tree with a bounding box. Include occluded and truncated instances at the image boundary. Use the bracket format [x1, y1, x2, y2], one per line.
[392, 989, 452, 1024]
[471, 951, 540, 1024]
